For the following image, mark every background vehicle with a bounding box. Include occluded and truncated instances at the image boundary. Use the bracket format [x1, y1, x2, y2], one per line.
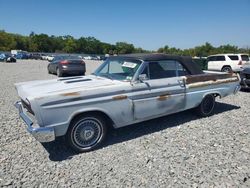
[15, 52, 29, 59]
[207, 54, 250, 72]
[47, 55, 86, 77]
[41, 54, 47, 60]
[30, 53, 42, 60]
[47, 55, 54, 62]
[0, 53, 16, 62]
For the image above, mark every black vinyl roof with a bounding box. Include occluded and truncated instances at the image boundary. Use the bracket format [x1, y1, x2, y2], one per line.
[109, 53, 204, 75]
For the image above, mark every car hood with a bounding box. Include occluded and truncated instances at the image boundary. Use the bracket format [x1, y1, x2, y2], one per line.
[15, 75, 124, 101]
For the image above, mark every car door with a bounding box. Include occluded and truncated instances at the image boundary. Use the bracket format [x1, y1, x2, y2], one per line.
[131, 60, 187, 120]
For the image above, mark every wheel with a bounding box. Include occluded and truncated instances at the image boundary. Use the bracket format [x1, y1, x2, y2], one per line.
[195, 94, 215, 117]
[221, 66, 232, 73]
[47, 67, 51, 74]
[66, 114, 107, 152]
[56, 67, 63, 77]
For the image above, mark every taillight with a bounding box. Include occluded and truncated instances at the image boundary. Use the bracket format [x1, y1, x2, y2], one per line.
[60, 60, 69, 64]
[80, 60, 85, 65]
[238, 60, 242, 65]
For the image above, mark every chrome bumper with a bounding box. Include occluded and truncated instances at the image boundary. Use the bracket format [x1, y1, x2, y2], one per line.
[14, 101, 55, 143]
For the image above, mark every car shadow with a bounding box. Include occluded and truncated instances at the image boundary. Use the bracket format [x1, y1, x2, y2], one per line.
[42, 101, 240, 162]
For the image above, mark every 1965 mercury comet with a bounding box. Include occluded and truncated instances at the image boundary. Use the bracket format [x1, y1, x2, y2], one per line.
[15, 54, 240, 152]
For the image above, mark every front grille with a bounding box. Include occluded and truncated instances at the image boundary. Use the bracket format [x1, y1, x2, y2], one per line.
[21, 99, 35, 115]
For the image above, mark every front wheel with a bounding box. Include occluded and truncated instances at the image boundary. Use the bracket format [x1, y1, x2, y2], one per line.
[195, 94, 215, 117]
[66, 114, 107, 152]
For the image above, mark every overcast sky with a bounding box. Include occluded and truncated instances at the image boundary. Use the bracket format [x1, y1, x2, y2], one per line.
[0, 0, 250, 50]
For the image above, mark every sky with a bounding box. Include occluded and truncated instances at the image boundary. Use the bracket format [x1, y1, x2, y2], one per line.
[0, 0, 250, 50]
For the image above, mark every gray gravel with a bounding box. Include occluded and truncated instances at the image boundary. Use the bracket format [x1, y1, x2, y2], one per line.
[0, 59, 250, 187]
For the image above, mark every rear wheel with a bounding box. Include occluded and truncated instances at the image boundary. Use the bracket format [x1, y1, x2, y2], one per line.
[56, 67, 63, 77]
[195, 94, 215, 117]
[66, 114, 107, 152]
[47, 67, 51, 74]
[221, 66, 232, 73]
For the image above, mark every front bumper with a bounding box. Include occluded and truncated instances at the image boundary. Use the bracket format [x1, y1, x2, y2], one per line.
[14, 101, 55, 143]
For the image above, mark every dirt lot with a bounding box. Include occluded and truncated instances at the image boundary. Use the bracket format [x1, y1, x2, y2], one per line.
[0, 60, 250, 187]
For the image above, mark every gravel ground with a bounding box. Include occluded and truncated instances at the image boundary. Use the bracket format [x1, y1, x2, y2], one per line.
[0, 59, 249, 187]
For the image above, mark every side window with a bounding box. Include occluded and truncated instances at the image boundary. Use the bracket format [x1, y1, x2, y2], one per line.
[228, 55, 239, 61]
[145, 60, 189, 80]
[216, 56, 225, 61]
[241, 55, 249, 61]
[176, 62, 189, 76]
[208, 56, 215, 61]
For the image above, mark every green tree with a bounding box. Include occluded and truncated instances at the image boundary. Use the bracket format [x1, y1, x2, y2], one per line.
[0, 30, 16, 51]
[62, 35, 77, 53]
[115, 42, 135, 54]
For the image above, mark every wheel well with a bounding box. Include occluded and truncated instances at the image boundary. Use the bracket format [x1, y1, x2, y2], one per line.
[205, 93, 221, 99]
[70, 111, 115, 129]
[213, 93, 221, 98]
[221, 65, 231, 71]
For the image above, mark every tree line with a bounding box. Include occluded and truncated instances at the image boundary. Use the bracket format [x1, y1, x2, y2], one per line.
[0, 30, 249, 56]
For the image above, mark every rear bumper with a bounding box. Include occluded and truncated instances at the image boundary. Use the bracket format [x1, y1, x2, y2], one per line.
[61, 65, 85, 74]
[14, 101, 55, 143]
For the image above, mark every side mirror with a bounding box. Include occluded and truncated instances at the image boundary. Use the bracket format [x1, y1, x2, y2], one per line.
[138, 74, 148, 82]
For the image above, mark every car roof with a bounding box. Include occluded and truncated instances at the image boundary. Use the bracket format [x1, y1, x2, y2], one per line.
[111, 53, 185, 61]
[208, 53, 249, 57]
[109, 53, 204, 75]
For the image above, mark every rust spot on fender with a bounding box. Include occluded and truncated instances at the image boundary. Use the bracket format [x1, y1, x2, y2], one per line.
[61, 92, 80, 96]
[112, 95, 128, 100]
[157, 94, 171, 101]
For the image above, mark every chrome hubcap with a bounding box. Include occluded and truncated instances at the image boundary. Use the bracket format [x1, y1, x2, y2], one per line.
[73, 118, 102, 148]
[82, 127, 95, 140]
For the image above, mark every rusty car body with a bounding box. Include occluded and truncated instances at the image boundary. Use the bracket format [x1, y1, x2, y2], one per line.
[14, 54, 241, 152]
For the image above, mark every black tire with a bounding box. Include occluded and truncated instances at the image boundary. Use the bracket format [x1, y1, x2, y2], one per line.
[66, 114, 107, 152]
[47, 67, 51, 74]
[56, 67, 63, 77]
[195, 94, 215, 117]
[221, 66, 232, 73]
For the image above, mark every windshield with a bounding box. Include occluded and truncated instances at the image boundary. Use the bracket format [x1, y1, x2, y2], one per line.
[93, 59, 141, 81]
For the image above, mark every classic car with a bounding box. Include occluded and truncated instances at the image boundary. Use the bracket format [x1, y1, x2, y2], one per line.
[14, 54, 240, 152]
